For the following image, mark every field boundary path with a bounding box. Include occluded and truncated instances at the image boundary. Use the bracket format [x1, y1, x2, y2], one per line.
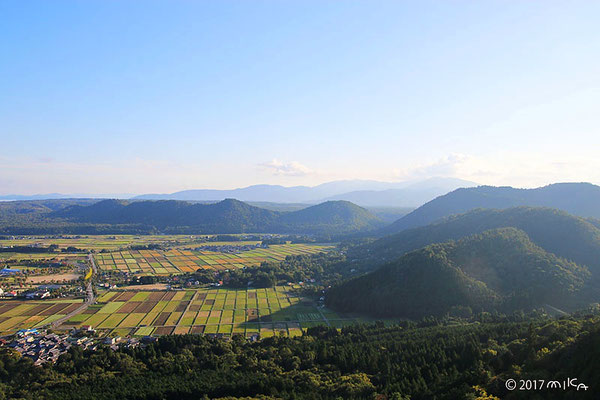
[48, 253, 97, 330]
[175, 291, 198, 326]
[316, 306, 331, 327]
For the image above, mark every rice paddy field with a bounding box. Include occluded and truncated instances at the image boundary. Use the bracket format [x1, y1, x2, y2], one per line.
[94, 244, 334, 274]
[61, 287, 358, 338]
[0, 299, 84, 335]
[0, 235, 209, 252]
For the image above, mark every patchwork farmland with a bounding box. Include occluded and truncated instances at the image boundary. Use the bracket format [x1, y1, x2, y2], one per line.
[0, 299, 85, 335]
[62, 287, 357, 338]
[95, 244, 334, 274]
[0, 235, 206, 252]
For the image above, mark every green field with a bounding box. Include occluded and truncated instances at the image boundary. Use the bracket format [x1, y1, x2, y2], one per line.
[94, 244, 334, 274]
[63, 287, 358, 338]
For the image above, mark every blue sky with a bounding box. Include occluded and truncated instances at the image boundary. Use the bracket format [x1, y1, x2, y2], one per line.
[1, 1, 599, 194]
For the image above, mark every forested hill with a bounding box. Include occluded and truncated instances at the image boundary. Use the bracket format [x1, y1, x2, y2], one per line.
[383, 182, 600, 233]
[0, 198, 383, 235]
[52, 199, 280, 231]
[356, 207, 600, 279]
[278, 201, 382, 233]
[327, 228, 592, 318]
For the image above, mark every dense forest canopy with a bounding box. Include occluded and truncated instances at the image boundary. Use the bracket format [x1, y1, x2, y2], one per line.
[1, 313, 598, 399]
[327, 228, 595, 318]
[354, 207, 600, 279]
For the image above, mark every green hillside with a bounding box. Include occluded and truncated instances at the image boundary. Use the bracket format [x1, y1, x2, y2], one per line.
[279, 200, 384, 234]
[358, 207, 600, 279]
[384, 182, 600, 233]
[327, 228, 592, 318]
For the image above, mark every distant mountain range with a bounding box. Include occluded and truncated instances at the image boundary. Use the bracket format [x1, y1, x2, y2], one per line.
[131, 177, 477, 206]
[13, 199, 383, 236]
[0, 177, 475, 207]
[383, 182, 600, 234]
[327, 227, 593, 318]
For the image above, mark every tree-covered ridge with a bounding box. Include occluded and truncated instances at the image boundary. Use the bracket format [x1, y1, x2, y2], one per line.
[358, 207, 600, 278]
[0, 198, 384, 236]
[383, 182, 600, 233]
[278, 200, 383, 233]
[327, 228, 592, 318]
[0, 313, 599, 399]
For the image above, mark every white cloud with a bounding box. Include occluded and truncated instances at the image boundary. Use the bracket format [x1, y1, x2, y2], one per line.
[258, 159, 314, 177]
[390, 152, 600, 188]
[2, 152, 599, 196]
[392, 154, 469, 180]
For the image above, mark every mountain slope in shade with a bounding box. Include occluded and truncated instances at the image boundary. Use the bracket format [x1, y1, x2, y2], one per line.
[51, 198, 382, 235]
[327, 228, 592, 318]
[358, 207, 600, 279]
[383, 183, 600, 234]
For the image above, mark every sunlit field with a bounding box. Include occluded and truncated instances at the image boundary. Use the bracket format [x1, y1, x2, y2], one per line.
[0, 299, 84, 335]
[95, 244, 334, 274]
[61, 287, 359, 338]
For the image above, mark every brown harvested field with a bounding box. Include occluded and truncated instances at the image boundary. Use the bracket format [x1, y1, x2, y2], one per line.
[153, 312, 170, 326]
[27, 273, 81, 283]
[148, 292, 166, 301]
[247, 309, 258, 318]
[175, 302, 188, 312]
[190, 325, 205, 334]
[117, 302, 142, 313]
[189, 304, 201, 312]
[135, 301, 157, 313]
[113, 292, 136, 302]
[154, 326, 174, 335]
[61, 303, 83, 314]
[0, 304, 20, 314]
[41, 303, 70, 315]
[163, 292, 176, 301]
[23, 304, 53, 316]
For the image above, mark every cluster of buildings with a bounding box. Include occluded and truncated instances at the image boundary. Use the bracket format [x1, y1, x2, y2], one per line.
[0, 285, 83, 300]
[1, 327, 157, 365]
[3, 329, 90, 365]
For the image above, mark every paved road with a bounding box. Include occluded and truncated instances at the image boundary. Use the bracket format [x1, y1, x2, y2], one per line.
[48, 253, 97, 330]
